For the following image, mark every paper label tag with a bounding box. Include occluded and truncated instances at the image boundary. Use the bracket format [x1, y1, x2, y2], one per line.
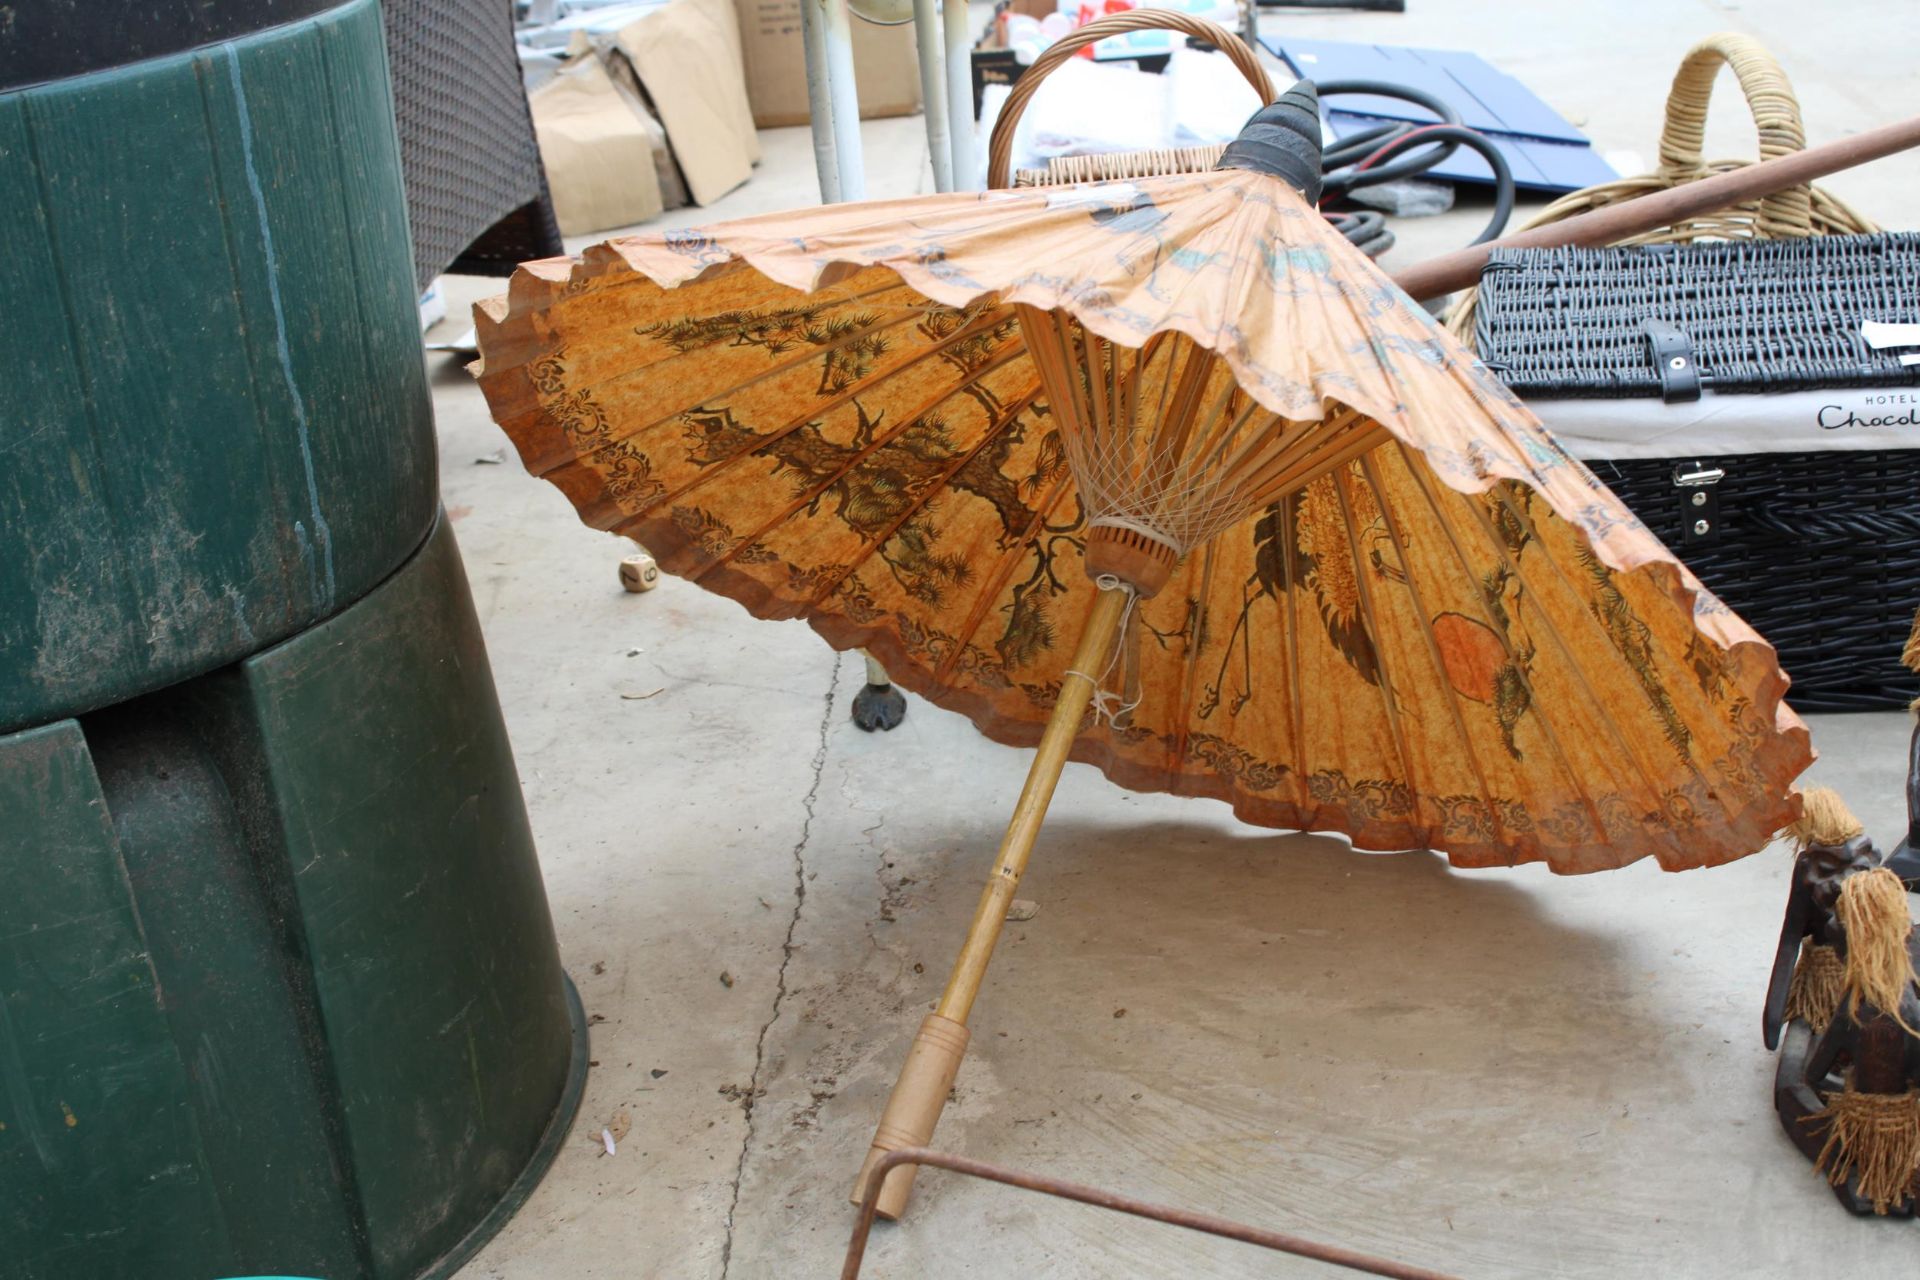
[1046, 181, 1143, 209]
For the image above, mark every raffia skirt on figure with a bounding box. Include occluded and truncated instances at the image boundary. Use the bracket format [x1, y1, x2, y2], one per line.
[1814, 1086, 1920, 1214]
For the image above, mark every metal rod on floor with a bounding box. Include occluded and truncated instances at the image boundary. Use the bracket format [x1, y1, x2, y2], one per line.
[800, 0, 843, 201]
[941, 0, 975, 187]
[820, 0, 869, 200]
[842, 1147, 1464, 1280]
[912, 0, 953, 191]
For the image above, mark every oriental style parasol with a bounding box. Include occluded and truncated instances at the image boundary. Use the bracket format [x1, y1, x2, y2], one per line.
[473, 27, 1812, 1222]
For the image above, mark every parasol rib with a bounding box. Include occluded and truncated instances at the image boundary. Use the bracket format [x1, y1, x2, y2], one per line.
[1474, 470, 1758, 852]
[792, 385, 1049, 613]
[1335, 468, 1427, 846]
[679, 334, 1037, 584]
[1165, 542, 1221, 772]
[1468, 482, 1689, 811]
[567, 275, 920, 452]
[1237, 418, 1396, 507]
[1281, 489, 1314, 829]
[1391, 442, 1611, 848]
[631, 302, 1021, 520]
[1361, 452, 1508, 853]
[931, 473, 1080, 685]
[1456, 476, 1673, 828]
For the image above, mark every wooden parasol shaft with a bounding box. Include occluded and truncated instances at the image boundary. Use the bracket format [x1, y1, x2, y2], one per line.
[851, 585, 1133, 1220]
[1391, 113, 1920, 302]
[935, 584, 1135, 1023]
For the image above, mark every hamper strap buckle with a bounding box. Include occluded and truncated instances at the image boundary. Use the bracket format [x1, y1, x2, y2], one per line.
[1640, 319, 1701, 403]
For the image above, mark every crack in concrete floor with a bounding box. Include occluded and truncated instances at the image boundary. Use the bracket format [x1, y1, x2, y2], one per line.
[720, 655, 844, 1277]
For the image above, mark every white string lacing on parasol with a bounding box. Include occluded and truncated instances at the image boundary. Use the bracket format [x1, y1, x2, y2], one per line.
[1016, 306, 1390, 565]
[1065, 421, 1271, 559]
[1063, 574, 1141, 728]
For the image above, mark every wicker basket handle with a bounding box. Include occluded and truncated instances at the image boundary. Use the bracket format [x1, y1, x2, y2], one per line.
[1655, 33, 1812, 232]
[986, 11, 1276, 190]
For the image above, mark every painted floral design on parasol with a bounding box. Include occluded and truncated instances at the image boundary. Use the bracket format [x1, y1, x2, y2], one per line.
[474, 79, 1810, 1219]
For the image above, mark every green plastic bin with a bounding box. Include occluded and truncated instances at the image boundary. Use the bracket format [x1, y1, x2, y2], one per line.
[1, 513, 587, 1280]
[1, 5, 584, 1274]
[0, 0, 437, 734]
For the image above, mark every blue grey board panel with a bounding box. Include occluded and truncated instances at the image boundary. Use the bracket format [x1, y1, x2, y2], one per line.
[1264, 36, 1620, 194]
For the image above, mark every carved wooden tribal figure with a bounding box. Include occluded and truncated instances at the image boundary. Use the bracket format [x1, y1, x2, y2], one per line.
[1765, 788, 1882, 1050]
[1774, 869, 1920, 1216]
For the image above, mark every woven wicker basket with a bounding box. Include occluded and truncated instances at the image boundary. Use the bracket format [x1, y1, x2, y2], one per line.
[1448, 41, 1908, 711]
[1474, 234, 1920, 712]
[1446, 32, 1878, 340]
[1474, 235, 1920, 396]
[985, 10, 1273, 191]
[1585, 449, 1920, 712]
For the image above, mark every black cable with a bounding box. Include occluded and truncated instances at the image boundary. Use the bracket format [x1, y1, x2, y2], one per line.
[1342, 125, 1516, 245]
[1314, 79, 1464, 193]
[1301, 79, 1517, 256]
[1324, 209, 1395, 258]
[1316, 78, 1465, 124]
[1319, 120, 1404, 170]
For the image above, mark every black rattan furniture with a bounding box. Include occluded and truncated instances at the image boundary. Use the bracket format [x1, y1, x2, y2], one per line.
[384, 0, 562, 286]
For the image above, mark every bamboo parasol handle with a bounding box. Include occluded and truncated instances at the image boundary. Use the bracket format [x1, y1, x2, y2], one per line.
[987, 11, 1275, 190]
[851, 586, 1132, 1220]
[933, 585, 1135, 1024]
[1392, 113, 1920, 303]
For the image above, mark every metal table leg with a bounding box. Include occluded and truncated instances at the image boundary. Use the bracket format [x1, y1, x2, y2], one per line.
[913, 0, 953, 190]
[941, 0, 974, 187]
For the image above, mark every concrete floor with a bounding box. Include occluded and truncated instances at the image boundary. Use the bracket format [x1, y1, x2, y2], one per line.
[442, 2, 1920, 1275]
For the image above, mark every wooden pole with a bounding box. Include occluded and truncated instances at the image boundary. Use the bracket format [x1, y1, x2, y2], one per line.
[851, 585, 1133, 1219]
[1391, 113, 1920, 302]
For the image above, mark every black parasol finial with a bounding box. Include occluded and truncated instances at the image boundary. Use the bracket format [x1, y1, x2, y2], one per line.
[1215, 80, 1324, 202]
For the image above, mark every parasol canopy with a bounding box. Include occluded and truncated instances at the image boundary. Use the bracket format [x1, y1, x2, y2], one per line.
[475, 62, 1816, 1223]
[473, 109, 1809, 876]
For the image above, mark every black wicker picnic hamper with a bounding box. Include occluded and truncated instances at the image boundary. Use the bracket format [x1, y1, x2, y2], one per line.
[1472, 235, 1920, 712]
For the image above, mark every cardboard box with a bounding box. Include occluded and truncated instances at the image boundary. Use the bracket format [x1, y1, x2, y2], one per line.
[733, 0, 922, 127]
[602, 47, 694, 211]
[613, 0, 761, 205]
[530, 53, 666, 235]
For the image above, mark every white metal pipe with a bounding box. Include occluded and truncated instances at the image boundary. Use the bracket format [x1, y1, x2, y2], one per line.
[819, 0, 868, 200]
[941, 0, 974, 188]
[912, 0, 953, 191]
[800, 0, 843, 201]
